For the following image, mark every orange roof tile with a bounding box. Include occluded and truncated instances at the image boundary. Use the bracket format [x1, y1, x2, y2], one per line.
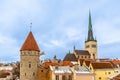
[61, 61, 74, 67]
[112, 60, 120, 65]
[91, 62, 114, 69]
[44, 62, 57, 68]
[20, 31, 40, 51]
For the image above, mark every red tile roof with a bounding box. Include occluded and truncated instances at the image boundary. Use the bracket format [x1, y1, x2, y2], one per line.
[74, 50, 90, 55]
[61, 61, 74, 67]
[100, 59, 120, 68]
[20, 31, 40, 52]
[91, 62, 114, 69]
[112, 60, 120, 65]
[44, 62, 57, 68]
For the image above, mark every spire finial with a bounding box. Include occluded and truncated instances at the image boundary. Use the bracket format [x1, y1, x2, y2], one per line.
[54, 55, 56, 59]
[69, 50, 70, 54]
[74, 45, 75, 50]
[30, 22, 32, 31]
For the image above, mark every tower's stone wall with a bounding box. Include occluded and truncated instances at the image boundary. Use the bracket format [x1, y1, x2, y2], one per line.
[85, 41, 97, 59]
[20, 50, 40, 80]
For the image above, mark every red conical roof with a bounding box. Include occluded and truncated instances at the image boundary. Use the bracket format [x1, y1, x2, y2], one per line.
[20, 31, 40, 52]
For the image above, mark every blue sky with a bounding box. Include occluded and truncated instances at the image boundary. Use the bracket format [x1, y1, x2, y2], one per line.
[0, 0, 120, 62]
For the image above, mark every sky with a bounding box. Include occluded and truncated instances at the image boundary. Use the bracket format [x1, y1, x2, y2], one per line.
[0, 0, 120, 62]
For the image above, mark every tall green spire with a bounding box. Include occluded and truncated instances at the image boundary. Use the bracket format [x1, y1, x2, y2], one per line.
[87, 11, 95, 41]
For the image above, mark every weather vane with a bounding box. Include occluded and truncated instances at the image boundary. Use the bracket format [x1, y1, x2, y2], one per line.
[30, 22, 32, 31]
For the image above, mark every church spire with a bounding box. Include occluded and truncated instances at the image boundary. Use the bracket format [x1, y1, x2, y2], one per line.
[86, 11, 95, 42]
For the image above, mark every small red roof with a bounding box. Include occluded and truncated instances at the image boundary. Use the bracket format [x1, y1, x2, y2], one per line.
[20, 31, 40, 52]
[44, 62, 57, 68]
[112, 60, 120, 65]
[61, 61, 74, 67]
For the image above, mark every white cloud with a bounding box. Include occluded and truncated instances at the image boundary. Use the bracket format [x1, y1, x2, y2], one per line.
[94, 15, 120, 45]
[50, 40, 64, 47]
[0, 33, 19, 61]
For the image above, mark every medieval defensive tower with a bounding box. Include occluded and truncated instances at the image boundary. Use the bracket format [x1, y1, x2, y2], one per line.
[20, 31, 40, 80]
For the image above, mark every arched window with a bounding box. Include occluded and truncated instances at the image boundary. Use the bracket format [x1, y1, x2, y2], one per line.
[33, 72, 35, 76]
[29, 63, 31, 68]
[25, 73, 26, 76]
[86, 45, 89, 48]
[93, 54, 95, 59]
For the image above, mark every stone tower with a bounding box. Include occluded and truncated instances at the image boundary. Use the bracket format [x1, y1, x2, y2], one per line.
[20, 31, 40, 80]
[85, 12, 98, 59]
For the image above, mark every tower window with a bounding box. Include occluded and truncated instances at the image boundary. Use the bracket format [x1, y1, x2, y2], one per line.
[93, 54, 95, 59]
[25, 73, 26, 76]
[29, 63, 31, 68]
[41, 70, 43, 72]
[33, 72, 35, 76]
[92, 45, 96, 48]
[86, 45, 89, 48]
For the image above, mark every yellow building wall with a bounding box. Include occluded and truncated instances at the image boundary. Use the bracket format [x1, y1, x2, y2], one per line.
[94, 69, 115, 80]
